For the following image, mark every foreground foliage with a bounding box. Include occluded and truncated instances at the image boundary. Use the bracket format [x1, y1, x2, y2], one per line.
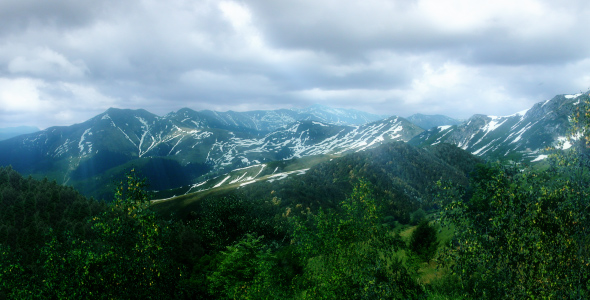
[289, 181, 424, 299]
[0, 169, 185, 299]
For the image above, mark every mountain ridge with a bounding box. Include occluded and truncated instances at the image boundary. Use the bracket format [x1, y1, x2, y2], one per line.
[0, 105, 422, 199]
[406, 113, 461, 130]
[409, 92, 588, 161]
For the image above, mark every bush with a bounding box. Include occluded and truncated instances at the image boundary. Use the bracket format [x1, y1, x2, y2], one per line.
[410, 208, 426, 225]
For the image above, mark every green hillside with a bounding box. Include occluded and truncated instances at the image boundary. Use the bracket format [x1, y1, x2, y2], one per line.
[153, 142, 482, 223]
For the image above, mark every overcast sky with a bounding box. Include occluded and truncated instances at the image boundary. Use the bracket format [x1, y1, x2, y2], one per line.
[1, 0, 589, 129]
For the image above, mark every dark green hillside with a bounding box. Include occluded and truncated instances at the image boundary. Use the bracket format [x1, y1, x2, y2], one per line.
[72, 157, 212, 201]
[425, 143, 486, 175]
[0, 166, 106, 266]
[154, 142, 483, 223]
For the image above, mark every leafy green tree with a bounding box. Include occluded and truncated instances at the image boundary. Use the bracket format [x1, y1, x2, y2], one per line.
[410, 208, 426, 225]
[0, 243, 36, 299]
[207, 233, 287, 299]
[409, 219, 438, 262]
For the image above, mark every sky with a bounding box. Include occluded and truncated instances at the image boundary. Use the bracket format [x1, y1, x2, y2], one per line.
[1, 0, 590, 129]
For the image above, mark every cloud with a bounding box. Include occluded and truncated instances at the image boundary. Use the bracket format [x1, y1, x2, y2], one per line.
[0, 77, 117, 128]
[0, 0, 590, 129]
[0, 78, 50, 113]
[247, 0, 590, 64]
[8, 47, 88, 78]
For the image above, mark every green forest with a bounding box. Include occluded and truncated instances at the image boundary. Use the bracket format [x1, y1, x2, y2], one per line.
[1, 100, 589, 299]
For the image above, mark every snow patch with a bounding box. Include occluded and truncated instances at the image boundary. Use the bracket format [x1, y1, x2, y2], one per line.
[213, 176, 231, 188]
[184, 180, 208, 194]
[565, 93, 582, 99]
[504, 109, 529, 118]
[557, 136, 576, 150]
[78, 128, 93, 156]
[267, 168, 309, 183]
[516, 109, 529, 116]
[239, 180, 257, 187]
[484, 119, 506, 132]
[531, 155, 548, 162]
[312, 121, 328, 127]
[229, 172, 249, 184]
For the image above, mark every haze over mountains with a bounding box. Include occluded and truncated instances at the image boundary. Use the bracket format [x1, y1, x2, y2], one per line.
[0, 126, 40, 141]
[406, 114, 462, 130]
[0, 91, 586, 199]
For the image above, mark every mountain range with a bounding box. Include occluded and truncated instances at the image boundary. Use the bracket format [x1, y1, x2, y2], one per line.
[0, 92, 586, 199]
[0, 105, 422, 199]
[409, 92, 587, 162]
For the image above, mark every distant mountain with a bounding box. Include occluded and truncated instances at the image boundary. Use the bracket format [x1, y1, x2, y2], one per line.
[0, 106, 420, 199]
[167, 104, 388, 134]
[406, 114, 461, 130]
[410, 92, 588, 162]
[294, 104, 388, 126]
[0, 126, 40, 141]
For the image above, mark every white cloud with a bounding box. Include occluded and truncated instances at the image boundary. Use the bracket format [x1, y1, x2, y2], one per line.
[0, 78, 50, 112]
[8, 47, 88, 78]
[0, 77, 118, 128]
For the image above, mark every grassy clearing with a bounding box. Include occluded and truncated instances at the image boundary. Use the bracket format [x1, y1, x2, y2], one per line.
[393, 217, 456, 286]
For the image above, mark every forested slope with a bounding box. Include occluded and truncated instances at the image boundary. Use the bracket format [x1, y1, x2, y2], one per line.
[154, 142, 483, 224]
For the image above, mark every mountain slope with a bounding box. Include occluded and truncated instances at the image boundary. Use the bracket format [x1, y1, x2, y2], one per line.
[153, 142, 483, 223]
[409, 93, 587, 161]
[0, 107, 421, 199]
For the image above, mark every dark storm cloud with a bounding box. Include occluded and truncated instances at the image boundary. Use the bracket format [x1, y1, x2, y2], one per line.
[1, 0, 589, 129]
